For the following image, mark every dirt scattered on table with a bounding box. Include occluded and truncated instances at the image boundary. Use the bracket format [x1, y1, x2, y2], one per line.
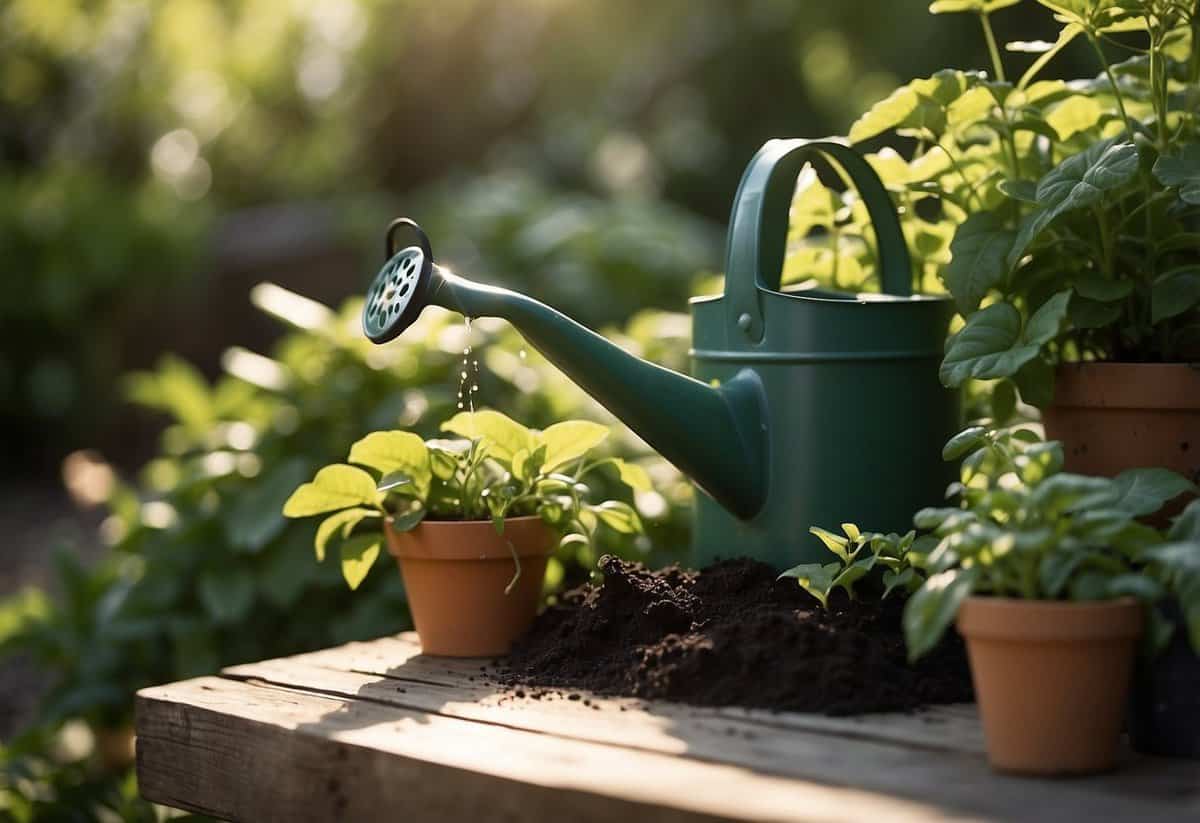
[498, 555, 973, 715]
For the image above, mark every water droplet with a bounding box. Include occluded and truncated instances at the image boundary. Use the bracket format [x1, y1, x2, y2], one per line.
[460, 371, 468, 379]
[518, 349, 527, 360]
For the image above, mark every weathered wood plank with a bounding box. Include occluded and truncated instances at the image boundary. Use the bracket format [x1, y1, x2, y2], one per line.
[221, 654, 1200, 820]
[136, 676, 963, 823]
[282, 633, 989, 754]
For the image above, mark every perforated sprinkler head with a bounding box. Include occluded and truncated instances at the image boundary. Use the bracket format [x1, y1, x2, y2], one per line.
[362, 218, 434, 344]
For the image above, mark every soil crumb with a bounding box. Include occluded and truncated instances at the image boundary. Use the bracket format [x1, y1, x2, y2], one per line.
[499, 555, 973, 715]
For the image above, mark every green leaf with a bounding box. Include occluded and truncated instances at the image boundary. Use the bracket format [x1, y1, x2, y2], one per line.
[1169, 500, 1200, 541]
[1024, 291, 1072, 346]
[943, 426, 989, 460]
[339, 535, 382, 591]
[591, 501, 643, 534]
[1039, 550, 1086, 598]
[849, 87, 921, 144]
[1109, 468, 1196, 517]
[1074, 275, 1133, 302]
[841, 523, 862, 541]
[779, 563, 839, 608]
[944, 214, 1016, 313]
[809, 526, 851, 563]
[377, 471, 412, 494]
[283, 465, 379, 517]
[904, 568, 978, 662]
[612, 459, 652, 493]
[441, 410, 534, 462]
[540, 421, 609, 471]
[929, 0, 1021, 13]
[1106, 574, 1164, 601]
[1013, 356, 1056, 408]
[1153, 143, 1200, 204]
[315, 508, 375, 562]
[1008, 139, 1139, 266]
[1070, 296, 1123, 329]
[991, 379, 1017, 424]
[348, 431, 431, 497]
[940, 303, 1040, 385]
[997, 179, 1039, 203]
[1045, 95, 1105, 140]
[198, 568, 255, 624]
[390, 506, 426, 533]
[1152, 269, 1200, 324]
[882, 567, 919, 599]
[831, 556, 877, 597]
[1032, 472, 1117, 513]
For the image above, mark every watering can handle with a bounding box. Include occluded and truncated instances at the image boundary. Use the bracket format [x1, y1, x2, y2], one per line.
[723, 138, 912, 342]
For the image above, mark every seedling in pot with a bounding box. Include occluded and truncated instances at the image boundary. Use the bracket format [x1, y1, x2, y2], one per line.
[282, 409, 647, 592]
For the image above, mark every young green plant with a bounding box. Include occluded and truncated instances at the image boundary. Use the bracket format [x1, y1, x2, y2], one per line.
[283, 410, 648, 592]
[780, 524, 931, 607]
[904, 425, 1197, 661]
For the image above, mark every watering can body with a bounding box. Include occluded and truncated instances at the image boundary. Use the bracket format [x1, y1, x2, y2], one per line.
[362, 139, 959, 569]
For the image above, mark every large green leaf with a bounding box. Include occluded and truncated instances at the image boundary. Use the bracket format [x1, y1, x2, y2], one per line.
[282, 465, 379, 517]
[1153, 142, 1200, 204]
[904, 568, 978, 662]
[540, 420, 609, 472]
[944, 214, 1015, 313]
[1109, 468, 1196, 517]
[1008, 139, 1139, 265]
[940, 303, 1039, 385]
[339, 535, 382, 591]
[1024, 290, 1073, 345]
[348, 431, 431, 497]
[314, 507, 375, 562]
[441, 410, 534, 462]
[848, 71, 977, 143]
[591, 501, 643, 534]
[1152, 269, 1200, 323]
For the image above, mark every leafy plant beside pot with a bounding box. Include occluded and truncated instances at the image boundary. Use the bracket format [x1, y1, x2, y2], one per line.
[903, 425, 1196, 775]
[913, 1, 1200, 481]
[283, 409, 647, 656]
[1131, 497, 1200, 758]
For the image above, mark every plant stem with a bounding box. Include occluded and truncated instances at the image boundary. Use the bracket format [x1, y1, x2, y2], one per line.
[979, 12, 1007, 83]
[1087, 32, 1133, 133]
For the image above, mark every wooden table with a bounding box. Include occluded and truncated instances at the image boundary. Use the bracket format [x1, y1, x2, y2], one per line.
[136, 632, 1200, 822]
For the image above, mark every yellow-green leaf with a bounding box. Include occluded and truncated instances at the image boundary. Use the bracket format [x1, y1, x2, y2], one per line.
[441, 410, 533, 462]
[930, 0, 1020, 13]
[339, 535, 381, 590]
[283, 465, 379, 517]
[314, 508, 374, 562]
[841, 523, 862, 541]
[809, 526, 851, 563]
[613, 459, 652, 492]
[540, 420, 609, 471]
[348, 431, 431, 497]
[592, 500, 643, 534]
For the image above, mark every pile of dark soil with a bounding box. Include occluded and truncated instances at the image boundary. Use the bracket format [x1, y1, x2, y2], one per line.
[500, 555, 973, 715]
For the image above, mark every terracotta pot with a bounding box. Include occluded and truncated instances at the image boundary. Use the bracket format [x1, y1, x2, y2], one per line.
[1043, 362, 1200, 489]
[386, 515, 554, 657]
[957, 597, 1144, 775]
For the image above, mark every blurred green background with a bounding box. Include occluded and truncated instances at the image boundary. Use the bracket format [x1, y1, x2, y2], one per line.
[0, 0, 1079, 818]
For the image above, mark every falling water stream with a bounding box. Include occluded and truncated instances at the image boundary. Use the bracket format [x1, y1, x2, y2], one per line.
[456, 316, 480, 413]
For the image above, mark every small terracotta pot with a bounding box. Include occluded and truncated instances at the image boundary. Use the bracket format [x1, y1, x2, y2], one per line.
[1043, 362, 1200, 494]
[386, 515, 554, 657]
[957, 597, 1144, 775]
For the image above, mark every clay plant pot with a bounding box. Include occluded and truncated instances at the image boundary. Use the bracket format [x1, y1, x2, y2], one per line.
[1043, 362, 1200, 490]
[1129, 600, 1200, 759]
[957, 597, 1144, 775]
[385, 515, 554, 657]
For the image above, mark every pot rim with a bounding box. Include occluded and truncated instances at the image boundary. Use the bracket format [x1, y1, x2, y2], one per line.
[957, 595, 1144, 642]
[1051, 361, 1200, 410]
[384, 514, 555, 561]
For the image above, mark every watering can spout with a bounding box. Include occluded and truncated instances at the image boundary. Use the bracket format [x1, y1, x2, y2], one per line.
[429, 267, 769, 520]
[359, 218, 767, 519]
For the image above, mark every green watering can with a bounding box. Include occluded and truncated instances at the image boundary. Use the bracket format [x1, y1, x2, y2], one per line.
[362, 139, 959, 568]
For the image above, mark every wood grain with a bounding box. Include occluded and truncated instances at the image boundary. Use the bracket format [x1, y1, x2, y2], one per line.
[136, 633, 1200, 823]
